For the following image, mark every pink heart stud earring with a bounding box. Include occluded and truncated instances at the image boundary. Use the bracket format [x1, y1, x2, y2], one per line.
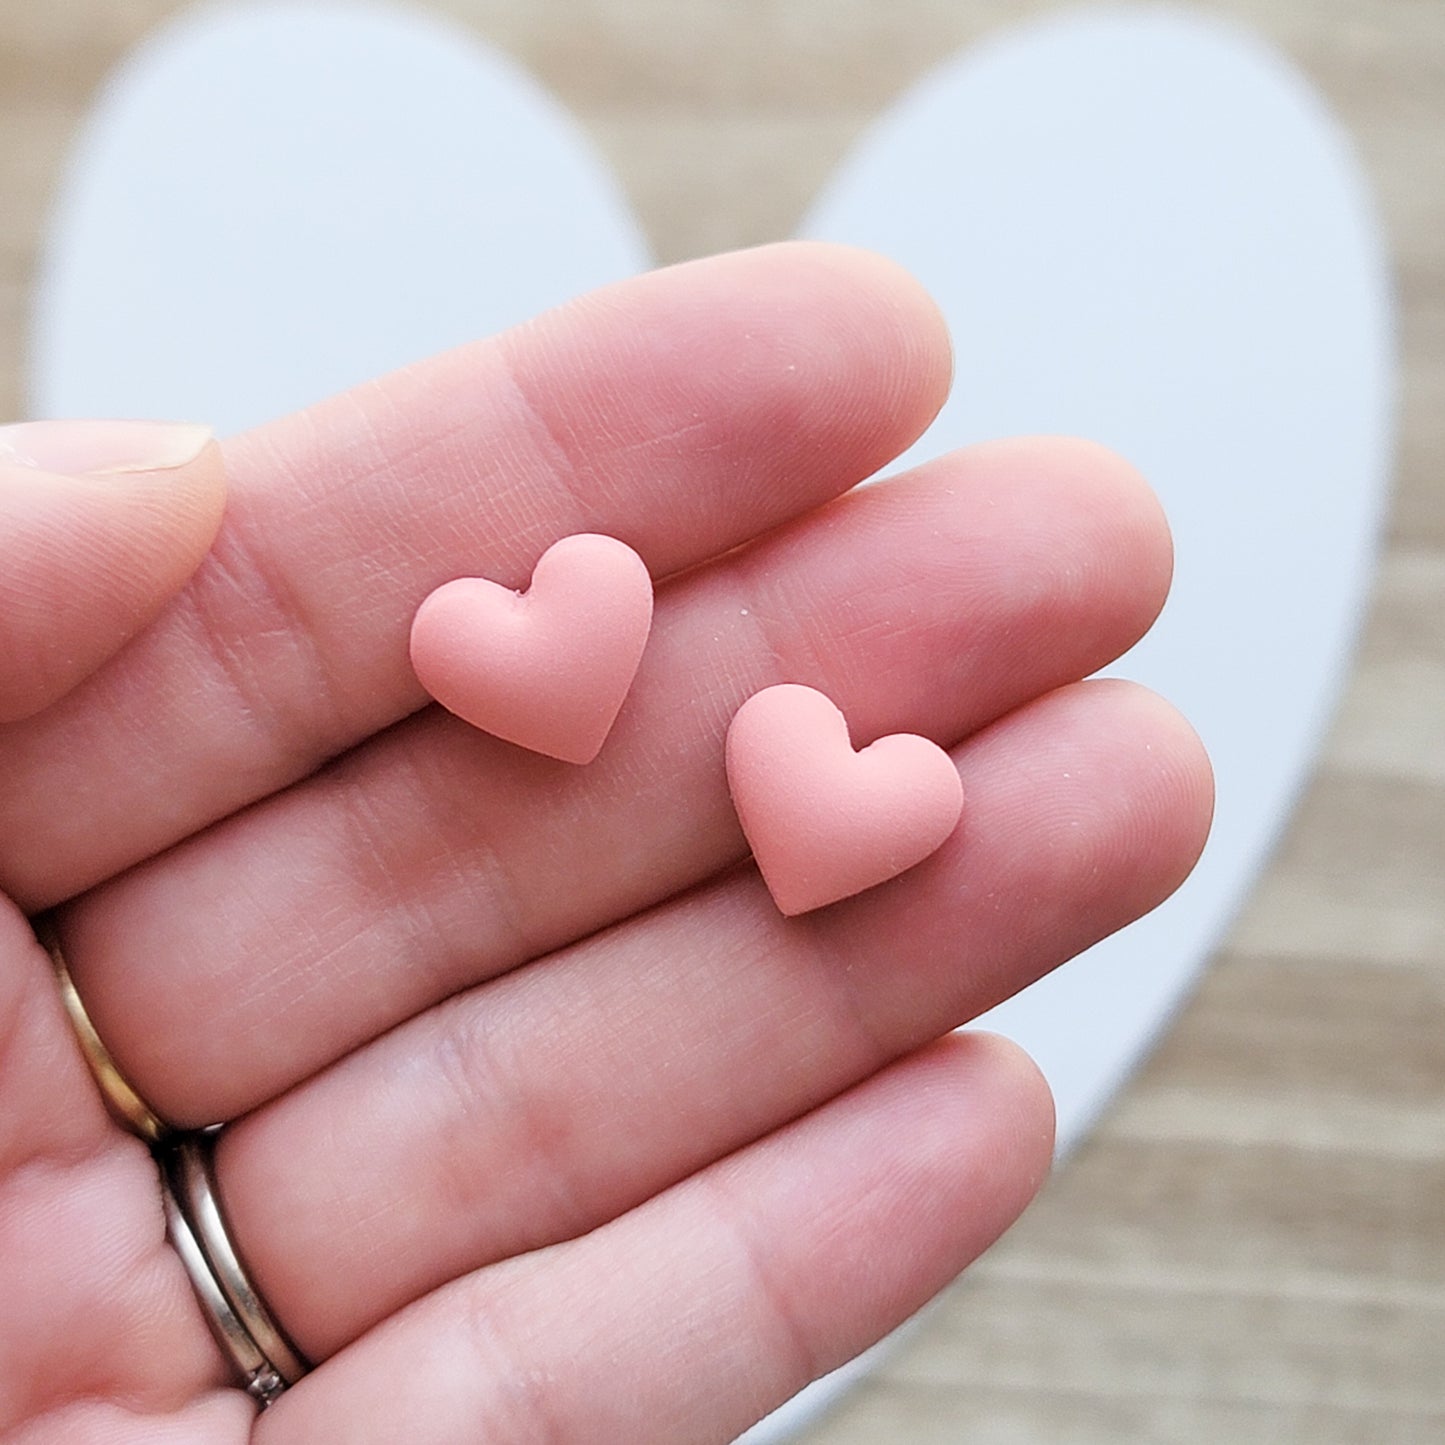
[409, 532, 653, 764]
[726, 683, 963, 916]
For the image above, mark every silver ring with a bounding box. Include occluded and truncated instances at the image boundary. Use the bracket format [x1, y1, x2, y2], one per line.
[160, 1133, 309, 1404]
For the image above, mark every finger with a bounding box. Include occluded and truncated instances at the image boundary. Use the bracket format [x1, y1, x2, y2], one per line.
[216, 680, 1209, 1358]
[0, 243, 951, 907]
[0, 420, 224, 722]
[255, 1033, 1053, 1445]
[4, 1396, 255, 1445]
[65, 438, 1173, 1122]
[0, 901, 230, 1428]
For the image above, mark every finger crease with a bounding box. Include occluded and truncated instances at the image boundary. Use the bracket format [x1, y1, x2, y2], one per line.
[696, 1168, 820, 1399]
[175, 522, 349, 767]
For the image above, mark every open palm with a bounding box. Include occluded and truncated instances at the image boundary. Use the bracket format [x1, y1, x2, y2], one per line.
[0, 245, 1211, 1445]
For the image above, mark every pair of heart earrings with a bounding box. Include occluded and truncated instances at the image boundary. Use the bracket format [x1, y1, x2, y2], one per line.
[409, 533, 963, 916]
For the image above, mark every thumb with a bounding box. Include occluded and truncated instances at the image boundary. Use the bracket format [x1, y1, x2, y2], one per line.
[0, 418, 227, 722]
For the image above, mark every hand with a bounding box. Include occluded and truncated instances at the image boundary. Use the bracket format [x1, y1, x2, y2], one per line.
[0, 244, 1211, 1444]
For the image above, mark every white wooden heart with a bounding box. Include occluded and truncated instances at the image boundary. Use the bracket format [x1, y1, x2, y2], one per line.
[29, 4, 1394, 1441]
[800, 3, 1395, 1161]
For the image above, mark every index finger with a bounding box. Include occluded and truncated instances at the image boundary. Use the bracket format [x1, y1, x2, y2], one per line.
[0, 243, 950, 908]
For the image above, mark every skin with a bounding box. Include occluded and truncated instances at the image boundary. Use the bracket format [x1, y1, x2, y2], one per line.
[0, 243, 1213, 1445]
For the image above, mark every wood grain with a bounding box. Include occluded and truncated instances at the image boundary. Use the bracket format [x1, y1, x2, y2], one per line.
[3, 2, 1441, 1440]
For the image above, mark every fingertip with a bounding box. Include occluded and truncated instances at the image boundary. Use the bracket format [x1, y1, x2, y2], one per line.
[1069, 677, 1217, 899]
[1126, 680, 1216, 882]
[1002, 438, 1177, 685]
[0, 426, 227, 721]
[122, 435, 229, 583]
[562, 242, 956, 491]
[976, 435, 1175, 632]
[932, 1029, 1057, 1194]
[1057, 436, 1174, 625]
[745, 240, 956, 440]
[764, 239, 954, 366]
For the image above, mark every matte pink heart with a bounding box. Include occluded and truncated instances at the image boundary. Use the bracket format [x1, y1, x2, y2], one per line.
[726, 683, 964, 917]
[409, 533, 653, 764]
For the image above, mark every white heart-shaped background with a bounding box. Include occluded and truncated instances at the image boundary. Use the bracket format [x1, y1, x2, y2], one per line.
[29, 3, 1395, 1439]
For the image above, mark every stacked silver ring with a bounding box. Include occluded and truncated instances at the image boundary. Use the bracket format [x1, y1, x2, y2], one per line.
[39, 916, 309, 1405]
[161, 1133, 310, 1404]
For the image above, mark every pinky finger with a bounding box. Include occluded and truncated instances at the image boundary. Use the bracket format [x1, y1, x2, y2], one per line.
[256, 1032, 1054, 1445]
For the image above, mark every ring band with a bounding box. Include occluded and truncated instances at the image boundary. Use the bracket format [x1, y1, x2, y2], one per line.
[39, 917, 308, 1402]
[36, 915, 170, 1144]
[161, 1133, 310, 1403]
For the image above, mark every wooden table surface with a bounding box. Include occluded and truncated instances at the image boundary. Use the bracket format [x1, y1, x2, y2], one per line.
[3, 2, 1442, 1441]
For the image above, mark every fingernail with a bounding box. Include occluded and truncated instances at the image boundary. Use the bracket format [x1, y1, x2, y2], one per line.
[0, 419, 213, 476]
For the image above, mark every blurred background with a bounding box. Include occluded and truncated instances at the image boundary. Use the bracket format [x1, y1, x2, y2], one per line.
[2, 2, 1442, 1441]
